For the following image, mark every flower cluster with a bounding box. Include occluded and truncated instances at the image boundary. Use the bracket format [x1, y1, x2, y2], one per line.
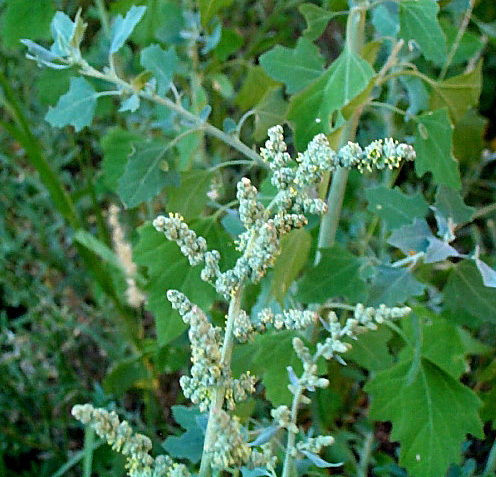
[168, 290, 256, 411]
[206, 410, 252, 470]
[72, 404, 190, 477]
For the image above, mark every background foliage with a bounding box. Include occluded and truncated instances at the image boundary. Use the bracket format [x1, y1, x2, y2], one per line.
[1, 0, 496, 475]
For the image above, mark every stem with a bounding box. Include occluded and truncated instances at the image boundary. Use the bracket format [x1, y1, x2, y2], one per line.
[199, 286, 244, 477]
[281, 385, 304, 477]
[357, 431, 374, 477]
[94, 0, 110, 38]
[315, 5, 367, 264]
[79, 63, 263, 165]
[438, 0, 475, 81]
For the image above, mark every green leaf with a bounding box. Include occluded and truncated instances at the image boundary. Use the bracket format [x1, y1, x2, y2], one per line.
[199, 0, 233, 26]
[297, 245, 367, 303]
[117, 140, 180, 208]
[399, 0, 446, 64]
[345, 326, 394, 372]
[103, 357, 151, 396]
[399, 76, 429, 116]
[365, 358, 483, 476]
[163, 405, 205, 463]
[365, 186, 429, 230]
[453, 109, 488, 165]
[45, 77, 98, 132]
[165, 170, 213, 221]
[259, 37, 325, 94]
[140, 44, 178, 96]
[110, 5, 146, 54]
[100, 127, 141, 191]
[1, 0, 55, 49]
[250, 330, 303, 406]
[387, 218, 433, 254]
[430, 61, 483, 124]
[368, 265, 426, 307]
[444, 260, 496, 323]
[215, 28, 243, 61]
[441, 20, 484, 66]
[254, 86, 289, 141]
[134, 223, 217, 346]
[371, 3, 399, 38]
[271, 228, 311, 304]
[414, 109, 461, 190]
[287, 47, 375, 149]
[299, 3, 337, 41]
[433, 186, 475, 225]
[235, 66, 279, 110]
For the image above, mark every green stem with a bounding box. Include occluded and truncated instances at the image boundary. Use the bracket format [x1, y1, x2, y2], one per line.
[94, 0, 111, 38]
[315, 5, 367, 264]
[199, 286, 244, 477]
[281, 385, 304, 477]
[79, 63, 263, 165]
[357, 431, 374, 477]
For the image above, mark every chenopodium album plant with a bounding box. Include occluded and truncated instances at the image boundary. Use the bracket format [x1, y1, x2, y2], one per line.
[22, 1, 496, 477]
[73, 126, 413, 477]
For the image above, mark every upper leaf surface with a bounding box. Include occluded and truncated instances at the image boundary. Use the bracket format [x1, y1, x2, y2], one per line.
[430, 61, 482, 124]
[299, 3, 338, 41]
[365, 186, 429, 230]
[253, 86, 288, 141]
[45, 77, 98, 132]
[140, 44, 178, 96]
[444, 260, 496, 322]
[414, 109, 461, 189]
[199, 0, 233, 26]
[399, 0, 446, 63]
[259, 37, 325, 94]
[434, 186, 475, 225]
[365, 358, 483, 476]
[297, 245, 367, 303]
[287, 47, 375, 149]
[110, 5, 146, 54]
[117, 140, 180, 208]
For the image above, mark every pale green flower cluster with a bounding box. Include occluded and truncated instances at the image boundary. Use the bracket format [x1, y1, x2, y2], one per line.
[167, 290, 256, 411]
[205, 409, 252, 470]
[71, 404, 190, 477]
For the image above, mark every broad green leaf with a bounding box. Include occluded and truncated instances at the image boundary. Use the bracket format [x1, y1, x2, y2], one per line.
[236, 66, 279, 110]
[163, 405, 205, 462]
[117, 140, 180, 208]
[250, 330, 303, 406]
[110, 5, 146, 54]
[45, 77, 98, 132]
[408, 308, 473, 379]
[441, 20, 484, 66]
[434, 186, 475, 225]
[430, 61, 482, 124]
[271, 228, 311, 304]
[387, 218, 433, 254]
[259, 37, 325, 94]
[444, 260, 496, 323]
[424, 237, 459, 264]
[100, 127, 141, 192]
[254, 86, 289, 141]
[399, 0, 446, 64]
[371, 3, 399, 38]
[36, 68, 73, 106]
[297, 245, 367, 303]
[287, 47, 375, 149]
[299, 3, 338, 41]
[345, 326, 394, 372]
[209, 73, 235, 98]
[74, 230, 120, 270]
[166, 170, 213, 221]
[453, 109, 488, 165]
[414, 109, 461, 190]
[140, 44, 178, 96]
[199, 0, 233, 26]
[215, 28, 243, 62]
[1, 0, 54, 49]
[365, 358, 483, 476]
[134, 223, 217, 346]
[368, 265, 425, 307]
[49, 11, 74, 56]
[103, 357, 151, 396]
[365, 186, 429, 229]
